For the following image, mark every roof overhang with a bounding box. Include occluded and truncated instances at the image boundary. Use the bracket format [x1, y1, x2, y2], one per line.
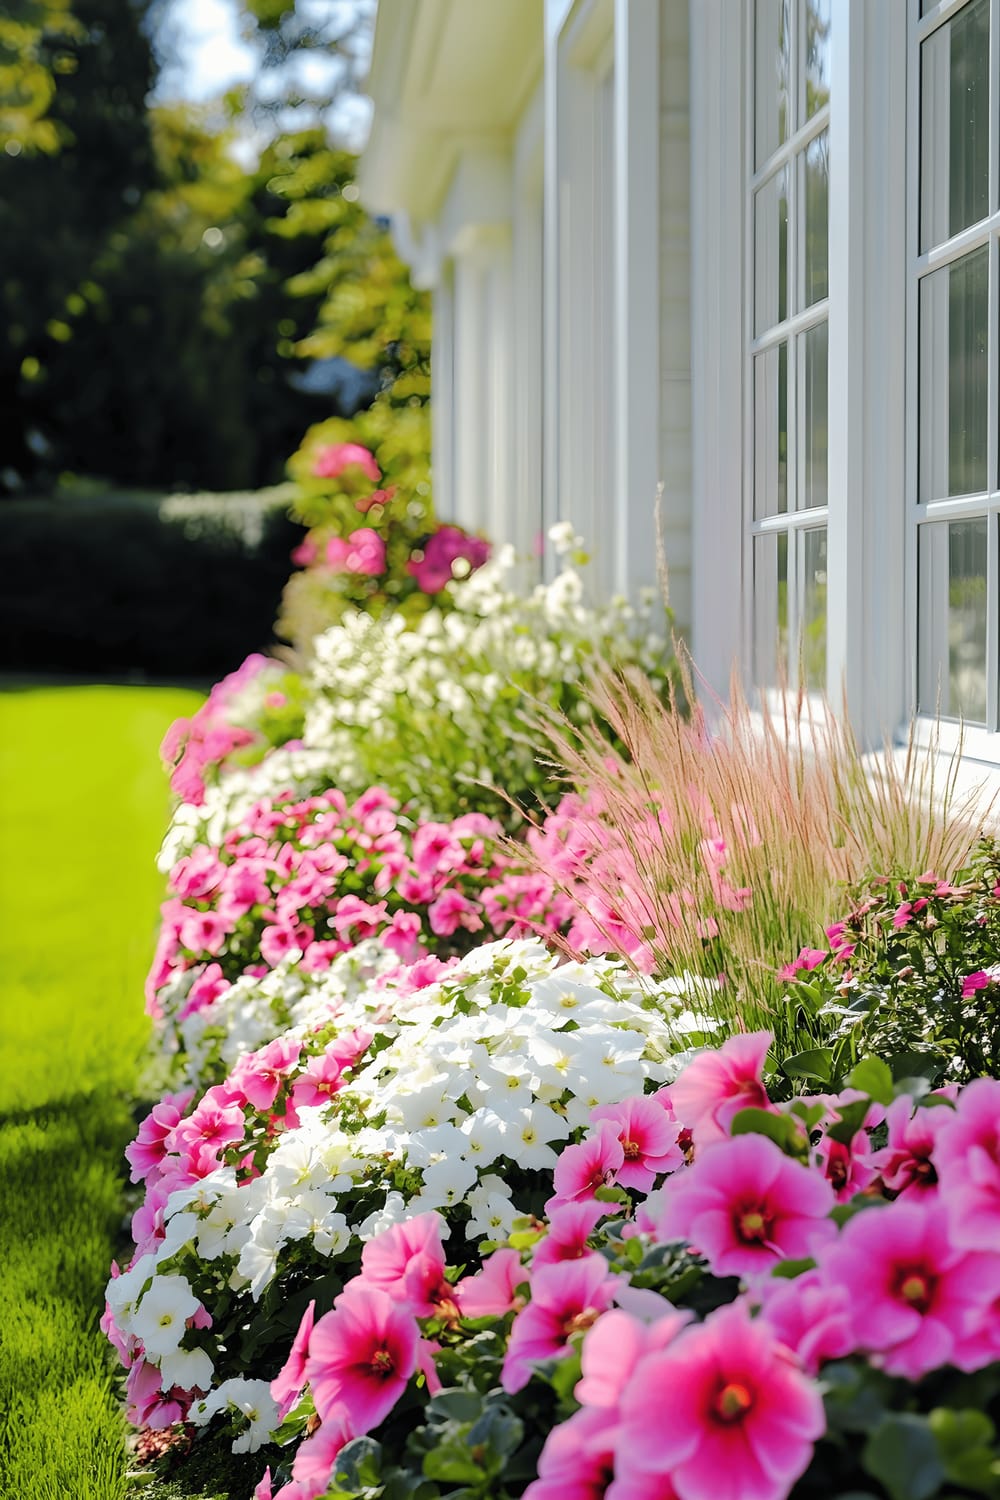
[360, 0, 543, 233]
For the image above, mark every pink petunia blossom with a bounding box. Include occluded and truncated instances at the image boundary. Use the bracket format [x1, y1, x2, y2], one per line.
[590, 1096, 684, 1192]
[815, 1196, 1000, 1379]
[177, 962, 231, 1022]
[575, 1306, 692, 1411]
[814, 1126, 878, 1203]
[533, 1199, 616, 1270]
[501, 1254, 619, 1394]
[326, 528, 386, 576]
[230, 1038, 303, 1112]
[668, 1031, 773, 1145]
[305, 1280, 419, 1432]
[871, 1094, 947, 1198]
[549, 1122, 626, 1211]
[312, 442, 380, 482]
[655, 1132, 836, 1278]
[455, 1248, 527, 1319]
[125, 1091, 193, 1183]
[290, 1409, 354, 1495]
[614, 1301, 824, 1500]
[360, 1212, 455, 1319]
[755, 1269, 854, 1375]
[271, 1300, 316, 1418]
[427, 888, 484, 937]
[290, 1029, 372, 1111]
[522, 1406, 621, 1500]
[935, 1077, 1000, 1250]
[961, 970, 994, 999]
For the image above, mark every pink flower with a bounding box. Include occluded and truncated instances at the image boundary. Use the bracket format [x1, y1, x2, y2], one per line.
[259, 922, 311, 967]
[427, 888, 484, 937]
[177, 962, 230, 1022]
[932, 1077, 1000, 1250]
[590, 1096, 684, 1192]
[871, 1095, 946, 1198]
[668, 1032, 772, 1145]
[455, 1248, 526, 1318]
[549, 1122, 626, 1210]
[814, 1126, 877, 1203]
[172, 1089, 246, 1158]
[382, 909, 423, 963]
[326, 528, 386, 576]
[407, 525, 491, 593]
[522, 1406, 621, 1500]
[290, 1029, 372, 1111]
[312, 442, 380, 482]
[614, 1301, 825, 1500]
[755, 1270, 854, 1375]
[291, 536, 319, 568]
[816, 1197, 1000, 1378]
[501, 1255, 619, 1394]
[961, 970, 994, 998]
[290, 1411, 355, 1497]
[655, 1133, 835, 1278]
[575, 1306, 692, 1410]
[231, 1038, 303, 1112]
[178, 909, 231, 956]
[533, 1200, 616, 1270]
[355, 485, 395, 513]
[305, 1280, 419, 1432]
[125, 1091, 193, 1183]
[360, 1212, 454, 1318]
[271, 1300, 316, 1418]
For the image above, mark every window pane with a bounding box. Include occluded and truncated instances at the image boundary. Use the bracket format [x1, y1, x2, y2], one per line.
[754, 342, 789, 519]
[803, 0, 832, 120]
[754, 530, 790, 684]
[920, 0, 990, 251]
[802, 321, 828, 510]
[803, 131, 829, 306]
[754, 168, 789, 334]
[918, 246, 988, 501]
[918, 518, 988, 723]
[801, 526, 828, 690]
[755, 0, 792, 167]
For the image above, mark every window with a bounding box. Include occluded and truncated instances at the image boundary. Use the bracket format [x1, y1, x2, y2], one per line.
[748, 0, 832, 689]
[912, 0, 996, 730]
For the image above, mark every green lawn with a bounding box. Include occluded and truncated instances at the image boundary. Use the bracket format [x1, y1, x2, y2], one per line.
[0, 684, 203, 1499]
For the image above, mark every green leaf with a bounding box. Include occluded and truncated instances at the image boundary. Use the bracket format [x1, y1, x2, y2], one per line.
[890, 1051, 945, 1083]
[422, 1445, 486, 1484]
[826, 1098, 872, 1146]
[862, 1414, 945, 1500]
[929, 1408, 1000, 1495]
[771, 1257, 816, 1279]
[426, 1389, 484, 1424]
[848, 1057, 895, 1106]
[782, 1047, 834, 1083]
[729, 1108, 803, 1153]
[333, 1436, 383, 1491]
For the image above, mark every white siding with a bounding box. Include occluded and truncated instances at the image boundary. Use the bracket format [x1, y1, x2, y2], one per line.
[658, 0, 693, 636]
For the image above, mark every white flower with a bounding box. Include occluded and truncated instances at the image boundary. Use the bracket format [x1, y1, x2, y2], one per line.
[417, 1154, 478, 1208]
[131, 1275, 199, 1357]
[465, 1174, 518, 1241]
[158, 1345, 214, 1393]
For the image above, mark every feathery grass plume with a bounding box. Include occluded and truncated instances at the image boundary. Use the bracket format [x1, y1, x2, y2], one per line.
[516, 646, 994, 1057]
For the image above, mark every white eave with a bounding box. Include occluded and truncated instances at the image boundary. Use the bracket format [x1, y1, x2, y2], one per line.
[360, 0, 543, 230]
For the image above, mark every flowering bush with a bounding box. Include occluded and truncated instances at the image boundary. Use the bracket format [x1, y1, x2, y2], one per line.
[221, 1033, 1000, 1500]
[779, 837, 1000, 1084]
[278, 432, 491, 649]
[161, 655, 307, 806]
[106, 940, 694, 1465]
[146, 787, 571, 1056]
[299, 532, 672, 827]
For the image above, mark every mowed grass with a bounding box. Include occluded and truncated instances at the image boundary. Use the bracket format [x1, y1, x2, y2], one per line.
[0, 684, 203, 1500]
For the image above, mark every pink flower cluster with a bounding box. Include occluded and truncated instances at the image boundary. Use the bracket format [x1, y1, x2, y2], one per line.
[146, 787, 569, 1017]
[528, 788, 756, 971]
[247, 1032, 1000, 1500]
[161, 654, 277, 804]
[406, 524, 492, 594]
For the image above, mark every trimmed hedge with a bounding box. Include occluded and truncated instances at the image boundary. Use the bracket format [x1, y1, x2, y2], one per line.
[0, 486, 303, 677]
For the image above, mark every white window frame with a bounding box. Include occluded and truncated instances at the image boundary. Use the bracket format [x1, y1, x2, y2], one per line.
[906, 0, 1000, 766]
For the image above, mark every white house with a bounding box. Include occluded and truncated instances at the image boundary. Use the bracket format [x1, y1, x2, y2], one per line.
[360, 0, 1000, 766]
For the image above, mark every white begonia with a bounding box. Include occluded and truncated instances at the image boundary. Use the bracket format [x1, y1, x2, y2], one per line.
[130, 1274, 199, 1357]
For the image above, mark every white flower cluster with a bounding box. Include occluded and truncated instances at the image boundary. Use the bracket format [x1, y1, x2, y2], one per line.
[301, 545, 670, 823]
[110, 941, 690, 1448]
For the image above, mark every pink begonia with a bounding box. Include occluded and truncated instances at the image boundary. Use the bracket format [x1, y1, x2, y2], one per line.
[360, 1212, 454, 1318]
[271, 1300, 316, 1418]
[591, 1096, 684, 1192]
[326, 528, 386, 576]
[614, 1301, 824, 1500]
[230, 1037, 303, 1112]
[312, 442, 380, 482]
[575, 1306, 692, 1411]
[933, 1077, 1000, 1250]
[455, 1248, 527, 1318]
[549, 1122, 626, 1210]
[816, 1197, 1000, 1379]
[667, 1031, 773, 1145]
[755, 1270, 854, 1375]
[655, 1132, 835, 1279]
[871, 1095, 946, 1198]
[522, 1406, 621, 1500]
[533, 1199, 616, 1270]
[305, 1281, 419, 1432]
[501, 1255, 619, 1394]
[407, 524, 491, 594]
